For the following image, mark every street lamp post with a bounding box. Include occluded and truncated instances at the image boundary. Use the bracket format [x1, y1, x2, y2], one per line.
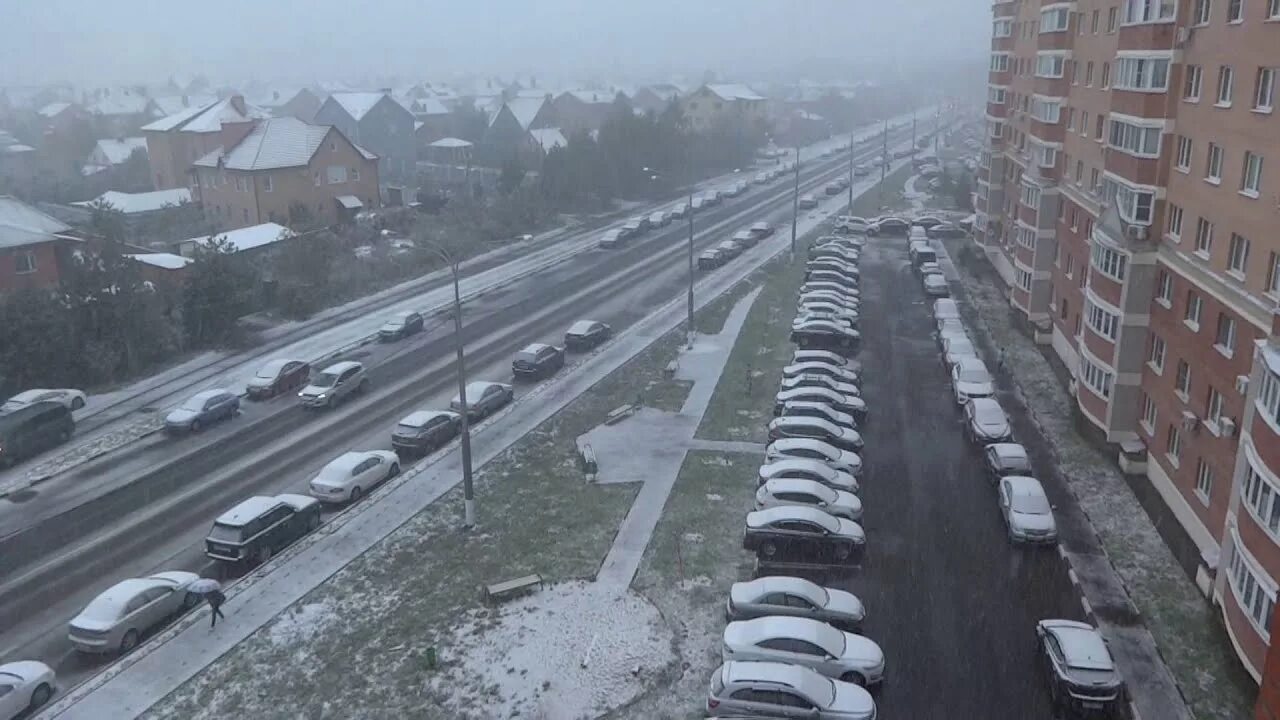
[790, 145, 800, 256]
[645, 164, 696, 343]
[846, 128, 855, 216]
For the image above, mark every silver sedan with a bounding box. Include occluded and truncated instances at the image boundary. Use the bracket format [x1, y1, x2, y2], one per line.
[68, 571, 200, 654]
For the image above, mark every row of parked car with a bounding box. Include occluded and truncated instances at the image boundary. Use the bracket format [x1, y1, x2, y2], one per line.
[708, 228, 882, 719]
[698, 222, 776, 270]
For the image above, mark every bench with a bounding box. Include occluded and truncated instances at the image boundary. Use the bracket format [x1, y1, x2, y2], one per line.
[604, 404, 636, 425]
[484, 574, 544, 604]
[579, 444, 598, 479]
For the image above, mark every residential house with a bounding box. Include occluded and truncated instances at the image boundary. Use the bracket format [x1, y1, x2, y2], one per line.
[85, 90, 160, 137]
[124, 251, 192, 286]
[313, 91, 415, 181]
[0, 131, 37, 188]
[191, 116, 379, 230]
[551, 90, 619, 134]
[681, 83, 768, 132]
[176, 222, 294, 259]
[529, 127, 568, 154]
[0, 195, 83, 292]
[142, 96, 269, 190]
[631, 83, 684, 115]
[406, 96, 453, 144]
[71, 188, 196, 236]
[36, 102, 85, 135]
[481, 96, 556, 166]
[83, 137, 147, 176]
[276, 88, 323, 122]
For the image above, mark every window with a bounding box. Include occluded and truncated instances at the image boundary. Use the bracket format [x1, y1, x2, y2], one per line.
[1102, 62, 1111, 89]
[326, 165, 347, 184]
[1256, 68, 1276, 110]
[1123, 0, 1177, 23]
[991, 53, 1011, 73]
[1037, 53, 1067, 78]
[1176, 359, 1193, 397]
[1021, 183, 1042, 208]
[1096, 115, 1106, 140]
[1176, 136, 1193, 170]
[1108, 118, 1162, 157]
[1184, 65, 1203, 101]
[1218, 66, 1236, 105]
[1262, 370, 1280, 425]
[1242, 152, 1264, 195]
[1031, 97, 1062, 123]
[1207, 143, 1224, 183]
[1195, 0, 1214, 23]
[1216, 313, 1238, 353]
[1195, 217, 1215, 254]
[351, 166, 360, 181]
[1108, 6, 1120, 31]
[313, 171, 321, 187]
[1091, 167, 1101, 190]
[989, 120, 1005, 139]
[1196, 460, 1215, 502]
[1167, 425, 1183, 464]
[1167, 203, 1184, 239]
[1018, 225, 1037, 248]
[1067, 108, 1076, 130]
[1142, 392, 1157, 433]
[1065, 253, 1075, 277]
[14, 249, 36, 274]
[1080, 356, 1114, 398]
[1228, 0, 1245, 21]
[1113, 180, 1155, 224]
[1041, 7, 1071, 32]
[242, 208, 249, 223]
[1036, 144, 1058, 168]
[1228, 234, 1251, 275]
[1186, 290, 1204, 327]
[1228, 543, 1277, 638]
[1070, 60, 1079, 85]
[1271, 0, 1280, 17]
[1157, 270, 1173, 303]
[989, 87, 1007, 104]
[1076, 160, 1084, 183]
[1092, 9, 1101, 32]
[1091, 243, 1129, 280]
[994, 18, 1013, 37]
[1116, 56, 1171, 91]
[1270, 252, 1280, 295]
[262, 175, 272, 192]
[1016, 268, 1033, 291]
[1080, 111, 1090, 136]
[1086, 62, 1095, 86]
[1149, 334, 1167, 370]
[1069, 207, 1079, 230]
[1087, 299, 1120, 340]
[1244, 461, 1280, 537]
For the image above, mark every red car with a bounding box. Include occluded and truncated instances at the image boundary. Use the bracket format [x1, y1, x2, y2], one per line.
[245, 359, 311, 400]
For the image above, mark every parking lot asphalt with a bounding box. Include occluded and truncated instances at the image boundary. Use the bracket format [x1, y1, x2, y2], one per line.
[840, 236, 1084, 718]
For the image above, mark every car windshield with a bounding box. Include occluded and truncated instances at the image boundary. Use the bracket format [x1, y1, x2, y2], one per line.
[514, 351, 539, 364]
[1012, 490, 1051, 515]
[957, 366, 991, 383]
[255, 362, 286, 379]
[207, 522, 244, 543]
[312, 372, 340, 388]
[180, 396, 210, 411]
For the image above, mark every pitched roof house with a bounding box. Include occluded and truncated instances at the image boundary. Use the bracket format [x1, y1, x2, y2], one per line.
[551, 90, 620, 134]
[141, 95, 270, 190]
[83, 137, 148, 175]
[681, 83, 768, 131]
[0, 195, 84, 292]
[313, 91, 415, 181]
[481, 96, 556, 165]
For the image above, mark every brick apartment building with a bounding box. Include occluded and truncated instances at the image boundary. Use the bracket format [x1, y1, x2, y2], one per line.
[978, 0, 1280, 696]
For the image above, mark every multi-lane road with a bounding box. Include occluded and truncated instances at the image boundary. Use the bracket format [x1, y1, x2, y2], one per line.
[0, 119, 929, 699]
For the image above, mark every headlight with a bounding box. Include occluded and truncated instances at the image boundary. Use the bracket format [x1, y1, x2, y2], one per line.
[316, 393, 327, 400]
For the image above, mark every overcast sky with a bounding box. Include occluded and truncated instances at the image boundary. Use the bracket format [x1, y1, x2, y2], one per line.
[4, 0, 988, 88]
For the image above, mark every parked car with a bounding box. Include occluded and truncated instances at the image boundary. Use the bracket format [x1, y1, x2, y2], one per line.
[717, 240, 745, 260]
[769, 416, 863, 453]
[923, 272, 949, 297]
[0, 401, 74, 468]
[722, 616, 885, 685]
[706, 661, 875, 719]
[164, 389, 239, 434]
[802, 281, 861, 300]
[753, 171, 770, 184]
[799, 194, 819, 209]
[928, 221, 966, 238]
[854, 164, 870, 177]
[728, 577, 865, 630]
[732, 230, 758, 249]
[1036, 620, 1126, 716]
[298, 361, 368, 409]
[205, 494, 321, 567]
[622, 217, 648, 235]
[391, 410, 462, 456]
[964, 397, 1014, 443]
[781, 373, 860, 398]
[798, 302, 859, 325]
[308, 450, 400, 504]
[564, 320, 612, 351]
[1, 388, 87, 413]
[817, 233, 865, 249]
[793, 350, 857, 369]
[912, 215, 944, 230]
[984, 443, 1033, 481]
[246, 359, 311, 400]
[909, 241, 938, 267]
[0, 661, 55, 719]
[806, 270, 860, 290]
[451, 381, 514, 420]
[778, 400, 858, 430]
[807, 259, 860, 279]
[952, 357, 995, 404]
[758, 457, 860, 494]
[743, 505, 865, 562]
[794, 313, 857, 335]
[809, 246, 860, 265]
[799, 291, 860, 312]
[512, 342, 565, 380]
[782, 361, 860, 384]
[933, 298, 961, 324]
[599, 228, 626, 249]
[699, 248, 727, 270]
[648, 210, 670, 228]
[757, 477, 862, 520]
[670, 202, 690, 219]
[825, 182, 842, 196]
[775, 387, 867, 420]
[750, 221, 775, 238]
[68, 571, 200, 654]
[378, 310, 424, 341]
[943, 336, 979, 369]
[938, 318, 970, 348]
[792, 320, 861, 352]
[867, 217, 910, 236]
[765, 438, 862, 477]
[691, 196, 707, 212]
[1000, 475, 1058, 544]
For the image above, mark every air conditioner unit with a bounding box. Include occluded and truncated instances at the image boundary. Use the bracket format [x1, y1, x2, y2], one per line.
[1126, 225, 1149, 242]
[1220, 417, 1238, 437]
[1181, 410, 1200, 432]
[1236, 374, 1251, 396]
[1176, 27, 1192, 46]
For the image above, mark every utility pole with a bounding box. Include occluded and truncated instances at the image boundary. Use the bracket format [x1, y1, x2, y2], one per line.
[790, 145, 800, 255]
[846, 127, 855, 216]
[686, 162, 695, 343]
[878, 117, 889, 211]
[910, 112, 917, 165]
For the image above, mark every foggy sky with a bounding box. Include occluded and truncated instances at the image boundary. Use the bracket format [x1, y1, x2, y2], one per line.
[4, 0, 988, 88]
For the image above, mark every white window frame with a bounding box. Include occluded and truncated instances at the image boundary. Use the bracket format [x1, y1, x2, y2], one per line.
[1228, 0, 1245, 22]
[1195, 216, 1215, 256]
[1218, 66, 1236, 106]
[1149, 334, 1167, 371]
[989, 86, 1008, 105]
[262, 175, 272, 192]
[1185, 65, 1204, 101]
[991, 53, 1011, 73]
[1021, 182, 1042, 209]
[1115, 53, 1172, 92]
[1166, 203, 1184, 240]
[1157, 270, 1174, 305]
[1269, 252, 1280, 296]
[1086, 297, 1121, 341]
[1256, 67, 1276, 112]
[1215, 313, 1238, 355]
[1107, 175, 1156, 225]
[1142, 392, 1158, 434]
[1243, 444, 1280, 541]
[1196, 459, 1215, 503]
[326, 165, 347, 184]
[1207, 143, 1224, 184]
[1123, 0, 1178, 24]
[1195, 0, 1214, 24]
[1242, 152, 1264, 196]
[1031, 96, 1062, 124]
[1041, 6, 1072, 32]
[1017, 225, 1038, 248]
[1176, 136, 1193, 171]
[1107, 116, 1163, 158]
[1091, 243, 1129, 280]
[1227, 536, 1278, 640]
[1270, 0, 1280, 18]
[994, 18, 1014, 37]
[1228, 233, 1251, 277]
[1176, 359, 1193, 398]
[1016, 267, 1034, 291]
[1261, 370, 1280, 428]
[1080, 354, 1114, 399]
[14, 249, 37, 274]
[1036, 144, 1059, 169]
[1036, 52, 1068, 79]
[1186, 290, 1204, 329]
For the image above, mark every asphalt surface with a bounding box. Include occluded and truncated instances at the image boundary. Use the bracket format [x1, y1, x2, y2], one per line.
[0, 126, 923, 696]
[842, 238, 1085, 718]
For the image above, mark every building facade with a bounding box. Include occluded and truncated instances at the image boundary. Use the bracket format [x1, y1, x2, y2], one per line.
[313, 92, 415, 182]
[980, 0, 1280, 690]
[143, 96, 269, 191]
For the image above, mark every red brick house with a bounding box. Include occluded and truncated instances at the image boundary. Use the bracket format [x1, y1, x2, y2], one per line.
[0, 195, 83, 292]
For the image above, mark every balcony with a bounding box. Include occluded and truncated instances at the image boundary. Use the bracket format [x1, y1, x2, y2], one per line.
[1116, 21, 1176, 53]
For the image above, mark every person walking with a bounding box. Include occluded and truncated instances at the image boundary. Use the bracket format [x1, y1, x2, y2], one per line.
[207, 588, 227, 629]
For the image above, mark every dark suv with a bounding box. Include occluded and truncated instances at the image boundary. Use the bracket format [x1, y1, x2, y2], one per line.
[0, 401, 74, 467]
[512, 343, 566, 380]
[1036, 620, 1126, 717]
[205, 494, 322, 567]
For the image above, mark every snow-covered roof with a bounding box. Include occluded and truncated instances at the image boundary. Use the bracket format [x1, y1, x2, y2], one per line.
[37, 102, 72, 118]
[214, 496, 283, 526]
[705, 83, 765, 102]
[491, 97, 547, 130]
[141, 97, 267, 133]
[0, 195, 74, 250]
[87, 94, 153, 117]
[1, 143, 34, 154]
[183, 222, 294, 253]
[193, 117, 374, 171]
[73, 188, 191, 214]
[560, 89, 614, 105]
[327, 92, 405, 121]
[141, 104, 206, 132]
[530, 127, 567, 151]
[91, 137, 147, 166]
[410, 97, 450, 115]
[126, 252, 192, 270]
[429, 137, 472, 148]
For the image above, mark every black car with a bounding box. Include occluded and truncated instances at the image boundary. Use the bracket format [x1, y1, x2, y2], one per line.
[698, 248, 727, 270]
[392, 410, 462, 455]
[716, 240, 744, 260]
[743, 506, 865, 564]
[0, 401, 74, 467]
[512, 342, 566, 380]
[868, 217, 911, 236]
[378, 311, 425, 341]
[564, 320, 612, 351]
[245, 359, 311, 400]
[791, 321, 860, 353]
[205, 494, 322, 567]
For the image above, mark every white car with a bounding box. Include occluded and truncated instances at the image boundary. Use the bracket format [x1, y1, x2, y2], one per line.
[766, 438, 862, 476]
[779, 399, 858, 430]
[757, 477, 862, 520]
[648, 210, 669, 228]
[781, 374, 860, 397]
[794, 312, 857, 332]
[938, 319, 970, 348]
[923, 272, 949, 297]
[782, 362, 860, 384]
[769, 415, 863, 451]
[964, 397, 1013, 443]
[799, 291, 860, 312]
[798, 302, 859, 323]
[727, 576, 866, 629]
[933, 298, 961, 324]
[775, 386, 867, 419]
[952, 357, 995, 404]
[723, 616, 886, 686]
[999, 475, 1058, 544]
[793, 350, 857, 369]
[68, 571, 201, 654]
[2, 388, 87, 413]
[943, 336, 979, 368]
[308, 450, 401, 503]
[802, 281, 861, 299]
[758, 457, 859, 494]
[0, 661, 55, 719]
[706, 661, 875, 719]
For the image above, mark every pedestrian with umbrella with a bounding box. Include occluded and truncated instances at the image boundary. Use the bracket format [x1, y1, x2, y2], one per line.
[188, 578, 226, 630]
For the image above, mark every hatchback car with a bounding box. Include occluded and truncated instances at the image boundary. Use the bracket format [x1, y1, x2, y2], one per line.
[758, 457, 860, 494]
[729, 230, 757, 250]
[391, 410, 461, 455]
[512, 342, 565, 380]
[68, 571, 200, 654]
[621, 218, 646, 236]
[717, 240, 744, 259]
[750, 221, 775, 238]
[798, 194, 818, 209]
[451, 381, 514, 420]
[298, 360, 367, 409]
[782, 362, 860, 384]
[564, 320, 612, 351]
[765, 438, 862, 477]
[757, 477, 862, 520]
[1, 388, 87, 413]
[1036, 620, 1125, 716]
[768, 416, 863, 452]
[1000, 475, 1058, 544]
[923, 273, 949, 297]
[984, 442, 1033, 481]
[727, 576, 865, 630]
[952, 357, 995, 404]
[775, 387, 867, 420]
[707, 661, 875, 719]
[165, 388, 239, 434]
[743, 505, 866, 562]
[378, 310, 424, 341]
[964, 397, 1013, 443]
[723, 616, 885, 686]
[0, 660, 55, 719]
[245, 358, 311, 400]
[781, 373, 860, 398]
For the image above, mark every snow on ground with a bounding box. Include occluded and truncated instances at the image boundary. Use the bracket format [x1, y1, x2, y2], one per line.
[426, 581, 673, 719]
[2, 415, 164, 492]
